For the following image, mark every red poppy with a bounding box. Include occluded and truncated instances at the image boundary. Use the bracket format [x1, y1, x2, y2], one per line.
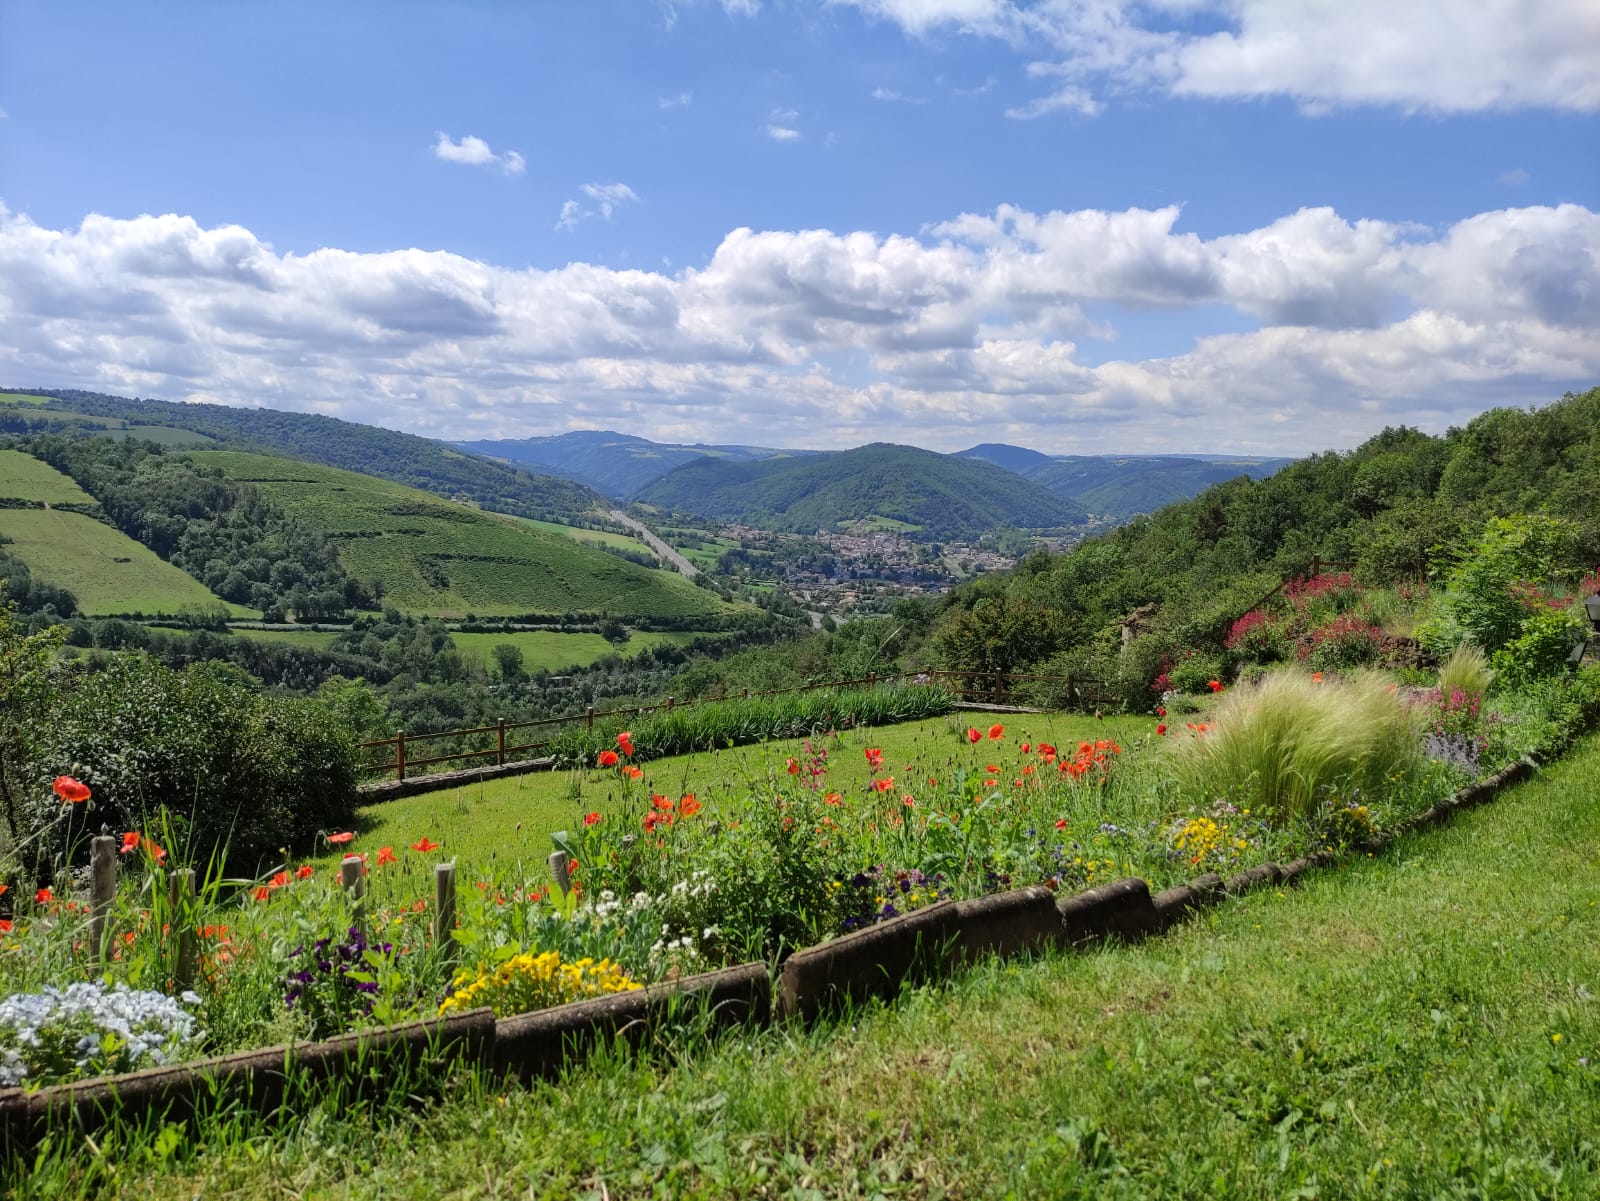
[785, 758, 800, 775]
[35, 887, 53, 904]
[268, 870, 290, 889]
[988, 724, 1004, 740]
[864, 748, 883, 770]
[253, 886, 270, 902]
[1156, 724, 1167, 735]
[680, 795, 702, 817]
[1207, 680, 1224, 693]
[295, 863, 314, 879]
[0, 920, 11, 935]
[120, 831, 141, 855]
[616, 731, 634, 755]
[52, 776, 91, 804]
[966, 727, 981, 744]
[410, 836, 441, 853]
[584, 811, 602, 826]
[652, 794, 674, 811]
[624, 765, 643, 779]
[902, 796, 915, 808]
[1155, 707, 1167, 717]
[985, 764, 1001, 774]
[823, 791, 842, 806]
[1020, 742, 1030, 753]
[1055, 819, 1068, 829]
[598, 750, 619, 768]
[0, 884, 7, 899]
[872, 777, 894, 792]
[377, 846, 397, 866]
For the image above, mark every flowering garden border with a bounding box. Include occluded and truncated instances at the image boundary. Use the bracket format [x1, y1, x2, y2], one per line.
[0, 754, 1545, 1152]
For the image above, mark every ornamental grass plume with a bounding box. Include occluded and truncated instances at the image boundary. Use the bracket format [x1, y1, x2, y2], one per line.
[1437, 643, 1494, 706]
[1167, 669, 1420, 825]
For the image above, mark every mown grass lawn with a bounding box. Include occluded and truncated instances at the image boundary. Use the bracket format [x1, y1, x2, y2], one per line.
[349, 709, 1153, 868]
[31, 730, 1600, 1200]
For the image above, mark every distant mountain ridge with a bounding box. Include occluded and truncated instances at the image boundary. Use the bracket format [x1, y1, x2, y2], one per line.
[957, 445, 1293, 522]
[453, 430, 810, 500]
[634, 443, 1088, 540]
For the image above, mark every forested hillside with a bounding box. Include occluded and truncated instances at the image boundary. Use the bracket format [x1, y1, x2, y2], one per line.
[0, 389, 604, 524]
[933, 387, 1600, 680]
[636, 443, 1088, 538]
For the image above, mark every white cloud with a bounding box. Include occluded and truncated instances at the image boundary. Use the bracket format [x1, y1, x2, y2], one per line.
[1, 199, 1595, 453]
[871, 85, 929, 103]
[766, 125, 802, 141]
[431, 132, 527, 175]
[658, 91, 694, 109]
[554, 182, 642, 231]
[1500, 167, 1530, 187]
[830, 0, 1600, 116]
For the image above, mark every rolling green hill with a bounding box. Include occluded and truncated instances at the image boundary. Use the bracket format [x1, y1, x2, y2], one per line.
[189, 450, 737, 620]
[453, 430, 803, 499]
[2, 389, 604, 524]
[635, 443, 1088, 539]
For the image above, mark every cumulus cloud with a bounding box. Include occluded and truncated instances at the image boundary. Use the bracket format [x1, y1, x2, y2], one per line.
[1, 199, 1596, 453]
[554, 182, 642, 231]
[431, 132, 526, 175]
[658, 91, 694, 109]
[766, 124, 802, 141]
[830, 0, 1600, 115]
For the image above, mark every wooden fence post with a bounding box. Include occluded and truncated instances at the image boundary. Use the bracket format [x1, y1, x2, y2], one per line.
[89, 835, 116, 967]
[1311, 553, 1321, 579]
[665, 695, 675, 712]
[340, 854, 367, 937]
[742, 686, 750, 699]
[434, 862, 457, 964]
[396, 731, 407, 782]
[497, 719, 506, 766]
[867, 671, 876, 690]
[585, 706, 594, 731]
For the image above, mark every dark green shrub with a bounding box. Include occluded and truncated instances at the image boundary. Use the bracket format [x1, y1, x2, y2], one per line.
[36, 655, 357, 873]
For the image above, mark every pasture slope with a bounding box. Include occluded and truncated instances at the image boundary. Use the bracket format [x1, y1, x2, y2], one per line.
[188, 450, 738, 621]
[0, 449, 245, 616]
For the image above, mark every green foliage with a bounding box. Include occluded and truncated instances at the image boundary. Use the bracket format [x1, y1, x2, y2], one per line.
[932, 595, 1068, 675]
[1492, 607, 1586, 689]
[1432, 513, 1579, 654]
[0, 605, 67, 849]
[36, 655, 359, 871]
[542, 683, 955, 767]
[1167, 651, 1226, 694]
[1169, 671, 1421, 825]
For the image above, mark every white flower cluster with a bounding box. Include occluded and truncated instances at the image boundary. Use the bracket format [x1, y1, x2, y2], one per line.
[0, 982, 204, 1087]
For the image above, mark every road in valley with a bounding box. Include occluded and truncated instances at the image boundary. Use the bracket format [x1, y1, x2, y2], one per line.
[607, 509, 699, 577]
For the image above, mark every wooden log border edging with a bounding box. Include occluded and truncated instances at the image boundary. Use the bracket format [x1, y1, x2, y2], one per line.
[0, 754, 1547, 1152]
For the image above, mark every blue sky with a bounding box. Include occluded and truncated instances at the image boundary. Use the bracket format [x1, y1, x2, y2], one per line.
[1, 0, 1596, 455]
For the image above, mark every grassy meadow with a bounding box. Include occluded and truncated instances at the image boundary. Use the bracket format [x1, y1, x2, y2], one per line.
[0, 447, 96, 505]
[350, 709, 1157, 870]
[518, 517, 647, 553]
[19, 731, 1600, 1199]
[449, 627, 713, 674]
[0, 508, 248, 616]
[189, 450, 736, 620]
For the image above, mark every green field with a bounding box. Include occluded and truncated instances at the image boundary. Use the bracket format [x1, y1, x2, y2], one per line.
[449, 628, 713, 674]
[188, 451, 739, 620]
[0, 393, 58, 405]
[227, 627, 342, 650]
[519, 517, 647, 553]
[96, 426, 220, 446]
[0, 448, 95, 505]
[0, 508, 250, 616]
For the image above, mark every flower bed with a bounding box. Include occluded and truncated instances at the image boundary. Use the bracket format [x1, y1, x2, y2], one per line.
[4, 665, 1596, 1088]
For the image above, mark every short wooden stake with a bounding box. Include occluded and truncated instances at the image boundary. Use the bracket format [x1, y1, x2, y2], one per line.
[89, 835, 116, 967]
[340, 854, 367, 936]
[396, 730, 408, 782]
[548, 850, 571, 895]
[434, 862, 457, 963]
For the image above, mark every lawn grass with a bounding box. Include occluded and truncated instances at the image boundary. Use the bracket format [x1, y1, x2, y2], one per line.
[448, 628, 708, 674]
[27, 731, 1600, 1199]
[0, 508, 251, 617]
[350, 710, 1155, 872]
[0, 448, 95, 505]
[189, 450, 737, 621]
[519, 517, 647, 553]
